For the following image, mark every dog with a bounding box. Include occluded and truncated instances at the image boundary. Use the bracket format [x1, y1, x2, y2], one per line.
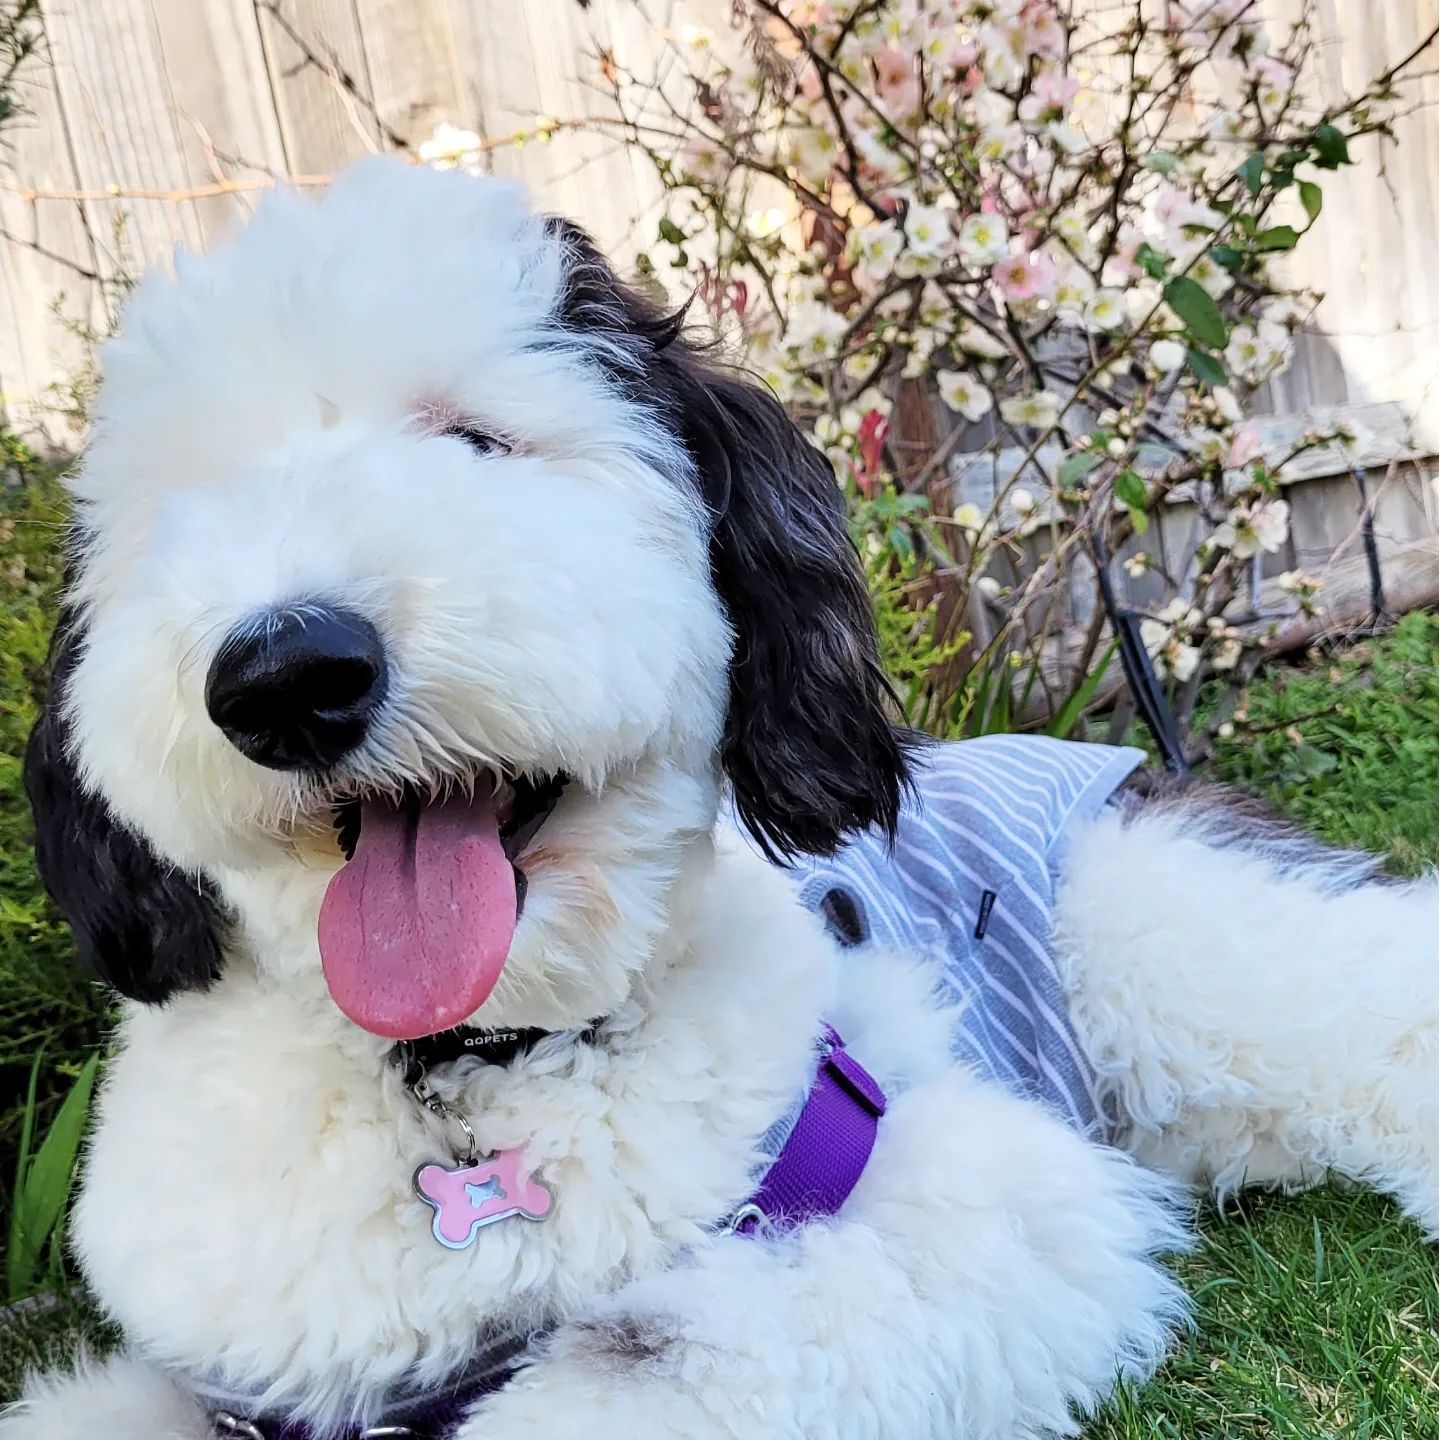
[6, 157, 1435, 1440]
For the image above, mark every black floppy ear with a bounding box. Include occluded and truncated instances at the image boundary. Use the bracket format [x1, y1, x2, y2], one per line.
[23, 603, 225, 1003]
[666, 361, 915, 859]
[546, 218, 913, 858]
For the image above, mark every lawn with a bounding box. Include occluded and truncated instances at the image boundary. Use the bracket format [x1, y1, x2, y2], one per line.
[0, 453, 1435, 1430]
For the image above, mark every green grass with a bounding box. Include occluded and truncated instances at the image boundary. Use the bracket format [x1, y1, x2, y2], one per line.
[0, 451, 1433, 1427]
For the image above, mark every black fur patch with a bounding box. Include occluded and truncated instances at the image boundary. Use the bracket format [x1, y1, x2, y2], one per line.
[573, 1313, 678, 1371]
[24, 597, 226, 1003]
[545, 219, 916, 860]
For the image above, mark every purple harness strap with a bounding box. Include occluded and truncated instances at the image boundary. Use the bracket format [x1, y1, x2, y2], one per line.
[735, 1024, 886, 1232]
[212, 1025, 884, 1440]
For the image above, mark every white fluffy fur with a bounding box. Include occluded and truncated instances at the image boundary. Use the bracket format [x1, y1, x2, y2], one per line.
[1056, 803, 1439, 1234]
[3, 160, 1434, 1440]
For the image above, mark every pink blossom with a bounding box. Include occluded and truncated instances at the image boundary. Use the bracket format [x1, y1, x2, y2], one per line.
[1023, 2, 1065, 58]
[1033, 70, 1078, 111]
[874, 46, 922, 121]
[1248, 54, 1292, 86]
[1225, 424, 1262, 471]
[992, 248, 1058, 303]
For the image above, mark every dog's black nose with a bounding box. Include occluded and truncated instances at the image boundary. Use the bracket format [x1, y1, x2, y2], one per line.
[205, 606, 387, 771]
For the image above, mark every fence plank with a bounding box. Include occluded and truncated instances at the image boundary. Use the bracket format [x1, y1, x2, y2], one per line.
[0, 14, 102, 445]
[149, 0, 290, 244]
[446, 0, 648, 255]
[43, 0, 205, 262]
[1257, 0, 1438, 448]
[353, 0, 462, 151]
[254, 0, 381, 174]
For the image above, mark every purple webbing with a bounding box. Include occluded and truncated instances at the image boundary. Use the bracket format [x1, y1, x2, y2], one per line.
[739, 1025, 886, 1232]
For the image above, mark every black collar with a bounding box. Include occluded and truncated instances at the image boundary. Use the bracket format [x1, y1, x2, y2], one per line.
[391, 1022, 601, 1086]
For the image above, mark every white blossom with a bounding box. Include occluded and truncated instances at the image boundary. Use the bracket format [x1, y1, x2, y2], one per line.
[1000, 389, 1061, 428]
[955, 322, 1012, 359]
[1083, 288, 1127, 331]
[1213, 386, 1244, 422]
[1191, 252, 1234, 300]
[937, 369, 995, 421]
[852, 221, 905, 280]
[789, 126, 840, 185]
[1213, 498, 1291, 558]
[958, 212, 1011, 266]
[904, 202, 953, 257]
[1150, 338, 1186, 373]
[419, 122, 485, 175]
[977, 122, 1025, 161]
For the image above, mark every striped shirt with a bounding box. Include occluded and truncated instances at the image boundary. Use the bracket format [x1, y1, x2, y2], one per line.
[768, 736, 1142, 1136]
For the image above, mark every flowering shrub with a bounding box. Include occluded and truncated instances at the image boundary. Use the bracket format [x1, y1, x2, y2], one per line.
[598, 1, 1429, 743]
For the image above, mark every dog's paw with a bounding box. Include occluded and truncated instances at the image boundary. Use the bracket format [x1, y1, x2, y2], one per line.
[0, 1351, 209, 1440]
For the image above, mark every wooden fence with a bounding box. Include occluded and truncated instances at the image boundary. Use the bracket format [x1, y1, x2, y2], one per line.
[0, 0, 1435, 585]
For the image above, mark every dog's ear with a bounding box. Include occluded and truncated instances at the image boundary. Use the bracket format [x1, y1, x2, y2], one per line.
[24, 603, 225, 1003]
[661, 357, 915, 859]
[549, 218, 912, 857]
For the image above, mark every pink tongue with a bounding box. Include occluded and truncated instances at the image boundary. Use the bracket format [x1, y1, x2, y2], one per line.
[318, 790, 518, 1039]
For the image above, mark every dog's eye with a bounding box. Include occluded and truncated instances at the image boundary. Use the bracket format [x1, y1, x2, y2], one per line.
[445, 425, 510, 457]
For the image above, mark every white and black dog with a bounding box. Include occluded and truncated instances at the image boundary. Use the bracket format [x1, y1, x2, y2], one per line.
[7, 159, 1436, 1440]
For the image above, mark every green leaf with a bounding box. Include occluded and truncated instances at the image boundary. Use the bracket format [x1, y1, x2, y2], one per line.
[1144, 151, 1178, 174]
[7, 1053, 99, 1301]
[1312, 123, 1351, 170]
[1047, 639, 1119, 739]
[1238, 151, 1265, 196]
[1057, 451, 1102, 485]
[1135, 242, 1168, 280]
[1164, 276, 1228, 348]
[1186, 347, 1228, 388]
[1252, 225, 1301, 251]
[1298, 180, 1323, 224]
[1209, 244, 1242, 270]
[886, 525, 914, 566]
[1127, 504, 1150, 535]
[657, 217, 687, 245]
[1114, 467, 1148, 509]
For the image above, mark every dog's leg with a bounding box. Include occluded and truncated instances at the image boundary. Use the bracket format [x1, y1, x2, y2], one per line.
[1054, 782, 1439, 1235]
[0, 1350, 210, 1440]
[463, 1071, 1188, 1440]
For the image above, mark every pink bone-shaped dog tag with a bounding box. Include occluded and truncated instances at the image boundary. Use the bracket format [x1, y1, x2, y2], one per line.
[414, 1150, 553, 1249]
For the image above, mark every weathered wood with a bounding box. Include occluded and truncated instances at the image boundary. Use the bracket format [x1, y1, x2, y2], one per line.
[254, 0, 381, 174]
[149, 0, 290, 243]
[352, 0, 462, 151]
[1255, 0, 1438, 450]
[0, 36, 102, 446]
[445, 0, 651, 256]
[0, 0, 1431, 460]
[43, 0, 204, 262]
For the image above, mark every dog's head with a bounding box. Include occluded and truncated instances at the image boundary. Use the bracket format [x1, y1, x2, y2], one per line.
[26, 159, 910, 1034]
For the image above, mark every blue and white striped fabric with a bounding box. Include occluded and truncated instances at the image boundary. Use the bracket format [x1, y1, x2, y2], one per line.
[776, 736, 1143, 1136]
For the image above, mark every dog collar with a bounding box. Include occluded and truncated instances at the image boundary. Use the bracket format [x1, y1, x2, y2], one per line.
[390, 1020, 603, 1087]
